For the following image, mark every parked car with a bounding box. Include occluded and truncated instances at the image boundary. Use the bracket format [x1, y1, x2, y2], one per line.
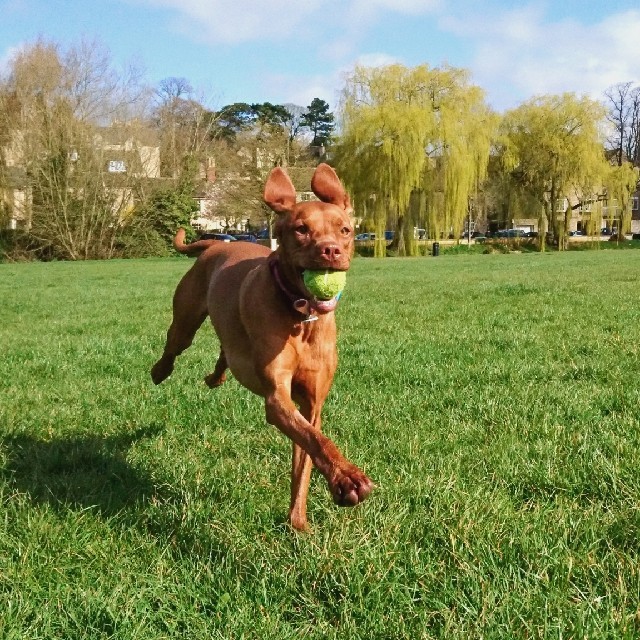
[200, 233, 237, 242]
[355, 232, 376, 241]
[233, 234, 258, 243]
[496, 229, 526, 238]
[384, 230, 395, 241]
[256, 228, 271, 239]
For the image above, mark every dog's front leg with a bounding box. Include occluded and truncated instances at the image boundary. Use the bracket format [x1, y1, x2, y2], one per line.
[288, 396, 323, 532]
[264, 384, 373, 511]
[289, 442, 313, 531]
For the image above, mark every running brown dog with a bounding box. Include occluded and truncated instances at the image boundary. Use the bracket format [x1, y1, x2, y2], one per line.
[151, 163, 373, 531]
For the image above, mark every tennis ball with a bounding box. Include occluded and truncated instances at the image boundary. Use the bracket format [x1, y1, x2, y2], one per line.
[302, 269, 346, 300]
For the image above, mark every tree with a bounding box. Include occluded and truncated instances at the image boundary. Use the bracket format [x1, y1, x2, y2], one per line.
[200, 135, 266, 230]
[604, 162, 639, 237]
[604, 82, 640, 167]
[152, 77, 218, 181]
[282, 103, 308, 143]
[335, 64, 495, 256]
[497, 93, 609, 251]
[302, 98, 335, 148]
[134, 184, 197, 248]
[213, 102, 256, 142]
[281, 103, 311, 164]
[0, 38, 150, 259]
[251, 102, 291, 139]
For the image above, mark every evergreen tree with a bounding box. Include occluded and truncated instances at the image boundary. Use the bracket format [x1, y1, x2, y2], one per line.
[302, 98, 335, 147]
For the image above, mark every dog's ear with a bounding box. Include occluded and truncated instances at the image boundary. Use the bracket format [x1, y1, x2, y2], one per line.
[311, 164, 353, 215]
[264, 167, 297, 214]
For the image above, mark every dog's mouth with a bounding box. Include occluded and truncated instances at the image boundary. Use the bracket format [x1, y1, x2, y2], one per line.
[298, 267, 348, 314]
[313, 296, 339, 313]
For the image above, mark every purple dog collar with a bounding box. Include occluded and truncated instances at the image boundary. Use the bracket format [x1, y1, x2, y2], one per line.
[268, 255, 339, 321]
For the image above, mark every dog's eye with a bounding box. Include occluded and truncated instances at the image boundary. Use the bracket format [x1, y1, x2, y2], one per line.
[295, 224, 309, 236]
[341, 226, 352, 236]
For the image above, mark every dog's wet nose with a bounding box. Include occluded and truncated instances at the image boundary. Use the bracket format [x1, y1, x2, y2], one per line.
[320, 244, 342, 263]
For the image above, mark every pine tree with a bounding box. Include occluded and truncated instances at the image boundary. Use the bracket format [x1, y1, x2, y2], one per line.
[302, 98, 335, 147]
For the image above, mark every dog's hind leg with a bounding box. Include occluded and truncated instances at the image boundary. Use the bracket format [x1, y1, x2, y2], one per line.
[204, 349, 228, 388]
[151, 270, 208, 385]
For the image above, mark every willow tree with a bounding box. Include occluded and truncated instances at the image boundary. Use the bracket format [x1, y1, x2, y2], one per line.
[497, 93, 608, 251]
[604, 162, 639, 237]
[335, 64, 494, 257]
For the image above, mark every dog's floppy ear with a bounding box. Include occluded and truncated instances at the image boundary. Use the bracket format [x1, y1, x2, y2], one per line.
[311, 163, 353, 215]
[264, 167, 297, 214]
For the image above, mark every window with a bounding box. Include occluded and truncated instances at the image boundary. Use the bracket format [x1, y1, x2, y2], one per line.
[632, 196, 639, 212]
[108, 160, 126, 173]
[555, 197, 568, 212]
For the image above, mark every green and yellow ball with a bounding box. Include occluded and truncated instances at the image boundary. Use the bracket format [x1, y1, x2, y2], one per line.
[302, 269, 346, 300]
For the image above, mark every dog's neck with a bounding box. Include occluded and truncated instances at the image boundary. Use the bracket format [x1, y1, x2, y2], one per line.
[268, 253, 322, 322]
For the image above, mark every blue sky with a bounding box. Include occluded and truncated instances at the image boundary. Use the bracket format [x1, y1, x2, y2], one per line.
[1, 0, 639, 113]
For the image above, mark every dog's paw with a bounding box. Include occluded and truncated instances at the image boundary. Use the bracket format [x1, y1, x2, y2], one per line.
[151, 358, 173, 385]
[204, 371, 226, 388]
[329, 465, 374, 507]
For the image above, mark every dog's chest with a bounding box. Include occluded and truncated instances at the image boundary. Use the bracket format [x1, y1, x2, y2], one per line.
[292, 320, 337, 374]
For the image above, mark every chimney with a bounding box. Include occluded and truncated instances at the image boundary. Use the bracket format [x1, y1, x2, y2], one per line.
[206, 156, 216, 183]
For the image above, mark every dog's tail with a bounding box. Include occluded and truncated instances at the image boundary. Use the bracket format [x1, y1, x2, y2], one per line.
[173, 228, 215, 256]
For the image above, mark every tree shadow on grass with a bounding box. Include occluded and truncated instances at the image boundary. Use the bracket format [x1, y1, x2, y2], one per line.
[1, 425, 166, 518]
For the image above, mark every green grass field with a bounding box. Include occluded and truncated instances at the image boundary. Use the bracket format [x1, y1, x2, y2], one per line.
[2, 251, 640, 638]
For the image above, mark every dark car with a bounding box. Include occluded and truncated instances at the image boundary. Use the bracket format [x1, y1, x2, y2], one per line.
[496, 229, 525, 238]
[233, 234, 258, 243]
[200, 233, 237, 242]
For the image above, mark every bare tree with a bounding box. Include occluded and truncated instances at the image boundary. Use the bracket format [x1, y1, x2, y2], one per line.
[604, 82, 640, 167]
[0, 38, 152, 259]
[152, 77, 219, 181]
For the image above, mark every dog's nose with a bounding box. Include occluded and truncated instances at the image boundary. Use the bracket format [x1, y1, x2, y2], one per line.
[320, 244, 342, 263]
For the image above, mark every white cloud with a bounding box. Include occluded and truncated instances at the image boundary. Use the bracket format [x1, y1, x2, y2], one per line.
[259, 69, 344, 110]
[353, 52, 402, 68]
[445, 6, 640, 110]
[350, 0, 440, 22]
[139, 0, 441, 46]
[367, 0, 441, 12]
[139, 0, 325, 44]
[133, 0, 640, 112]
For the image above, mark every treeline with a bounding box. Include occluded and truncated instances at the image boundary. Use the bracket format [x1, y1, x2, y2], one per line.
[1, 38, 639, 260]
[0, 39, 335, 260]
[333, 66, 639, 255]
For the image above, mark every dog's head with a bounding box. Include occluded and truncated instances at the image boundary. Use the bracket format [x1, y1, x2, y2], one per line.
[264, 163, 354, 300]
